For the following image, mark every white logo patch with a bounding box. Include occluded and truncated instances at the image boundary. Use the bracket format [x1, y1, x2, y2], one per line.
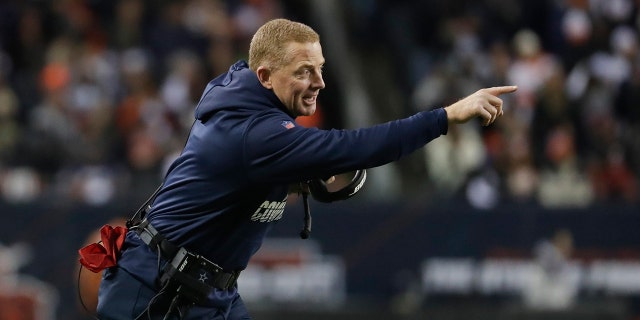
[250, 197, 287, 222]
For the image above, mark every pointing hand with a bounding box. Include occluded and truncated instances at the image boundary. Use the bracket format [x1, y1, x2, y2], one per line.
[444, 86, 518, 126]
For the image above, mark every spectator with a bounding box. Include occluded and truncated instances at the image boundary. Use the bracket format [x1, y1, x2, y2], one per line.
[424, 121, 486, 198]
[506, 28, 561, 125]
[536, 123, 594, 208]
[522, 229, 578, 311]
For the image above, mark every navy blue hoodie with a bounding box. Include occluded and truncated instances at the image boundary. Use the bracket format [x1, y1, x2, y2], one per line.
[118, 60, 447, 301]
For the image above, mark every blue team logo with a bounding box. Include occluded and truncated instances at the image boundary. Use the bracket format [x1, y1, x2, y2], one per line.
[281, 120, 295, 129]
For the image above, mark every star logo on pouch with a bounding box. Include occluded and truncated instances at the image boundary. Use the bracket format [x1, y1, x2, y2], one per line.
[199, 272, 208, 283]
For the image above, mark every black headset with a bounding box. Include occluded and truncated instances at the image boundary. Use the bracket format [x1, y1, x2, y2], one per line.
[299, 170, 367, 239]
[308, 170, 367, 203]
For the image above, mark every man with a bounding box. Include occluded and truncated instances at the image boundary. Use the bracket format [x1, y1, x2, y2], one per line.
[94, 18, 516, 319]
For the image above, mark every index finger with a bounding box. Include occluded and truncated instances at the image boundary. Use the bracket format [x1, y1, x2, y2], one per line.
[484, 86, 518, 96]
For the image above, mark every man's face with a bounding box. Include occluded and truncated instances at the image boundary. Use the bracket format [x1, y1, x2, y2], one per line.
[268, 41, 325, 117]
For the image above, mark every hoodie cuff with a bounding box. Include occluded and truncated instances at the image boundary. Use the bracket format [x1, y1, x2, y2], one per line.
[434, 107, 448, 136]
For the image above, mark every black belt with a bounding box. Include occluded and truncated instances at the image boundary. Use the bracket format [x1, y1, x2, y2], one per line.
[135, 218, 240, 293]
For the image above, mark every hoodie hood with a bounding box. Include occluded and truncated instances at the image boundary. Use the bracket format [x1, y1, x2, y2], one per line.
[194, 60, 288, 121]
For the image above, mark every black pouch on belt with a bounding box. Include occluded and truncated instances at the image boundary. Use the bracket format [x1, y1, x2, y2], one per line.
[159, 247, 239, 305]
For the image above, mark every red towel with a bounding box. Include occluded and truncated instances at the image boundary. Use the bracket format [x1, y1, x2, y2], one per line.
[78, 225, 128, 273]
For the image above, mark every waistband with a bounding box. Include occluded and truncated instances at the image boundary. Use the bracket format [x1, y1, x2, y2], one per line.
[134, 218, 240, 292]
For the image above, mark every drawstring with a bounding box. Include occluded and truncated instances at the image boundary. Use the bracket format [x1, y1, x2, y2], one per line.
[300, 189, 312, 239]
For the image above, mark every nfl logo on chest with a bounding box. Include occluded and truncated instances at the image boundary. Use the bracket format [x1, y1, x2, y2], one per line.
[281, 121, 295, 129]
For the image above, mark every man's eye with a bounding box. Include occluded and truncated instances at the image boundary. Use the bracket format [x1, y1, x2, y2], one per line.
[295, 69, 311, 78]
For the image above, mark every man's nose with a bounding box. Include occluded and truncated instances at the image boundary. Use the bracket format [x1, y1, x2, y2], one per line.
[312, 72, 325, 89]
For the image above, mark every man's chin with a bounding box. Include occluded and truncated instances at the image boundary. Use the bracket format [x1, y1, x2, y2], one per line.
[298, 105, 316, 117]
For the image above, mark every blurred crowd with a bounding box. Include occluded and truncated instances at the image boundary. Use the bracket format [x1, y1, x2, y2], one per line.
[345, 0, 640, 208]
[0, 0, 639, 208]
[0, 0, 287, 205]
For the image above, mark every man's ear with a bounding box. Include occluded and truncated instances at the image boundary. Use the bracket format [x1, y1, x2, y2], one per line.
[256, 66, 272, 89]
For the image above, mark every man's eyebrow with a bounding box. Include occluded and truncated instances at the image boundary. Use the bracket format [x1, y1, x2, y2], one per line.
[297, 61, 325, 69]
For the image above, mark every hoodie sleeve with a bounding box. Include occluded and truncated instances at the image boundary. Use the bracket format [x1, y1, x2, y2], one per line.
[243, 108, 448, 183]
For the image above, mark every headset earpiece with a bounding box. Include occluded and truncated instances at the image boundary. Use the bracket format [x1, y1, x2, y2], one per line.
[307, 170, 367, 203]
